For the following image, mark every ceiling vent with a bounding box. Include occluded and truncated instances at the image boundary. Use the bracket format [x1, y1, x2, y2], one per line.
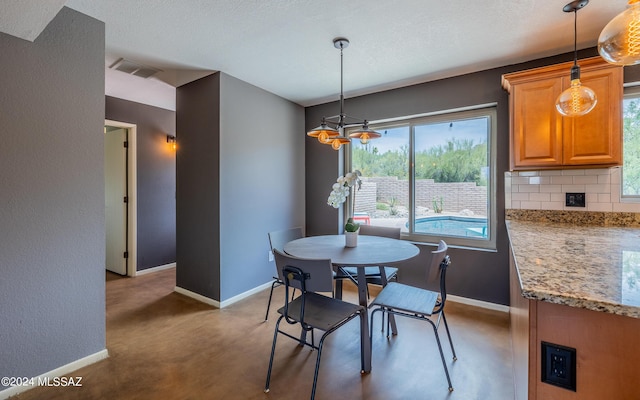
[109, 58, 161, 79]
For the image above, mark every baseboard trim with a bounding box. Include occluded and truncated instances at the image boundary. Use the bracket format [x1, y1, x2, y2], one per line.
[136, 262, 176, 276]
[174, 286, 220, 308]
[220, 281, 274, 308]
[447, 294, 509, 313]
[173, 281, 275, 309]
[172, 280, 507, 313]
[0, 349, 108, 400]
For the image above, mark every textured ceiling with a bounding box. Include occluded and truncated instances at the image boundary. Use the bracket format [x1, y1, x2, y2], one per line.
[0, 0, 66, 41]
[1, 0, 630, 107]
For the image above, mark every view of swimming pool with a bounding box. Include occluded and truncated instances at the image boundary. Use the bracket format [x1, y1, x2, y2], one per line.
[412, 216, 487, 238]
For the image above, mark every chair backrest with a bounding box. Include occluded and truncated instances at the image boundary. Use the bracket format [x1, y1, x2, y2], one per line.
[359, 224, 401, 239]
[425, 240, 450, 313]
[268, 227, 303, 252]
[272, 249, 334, 294]
[426, 240, 448, 283]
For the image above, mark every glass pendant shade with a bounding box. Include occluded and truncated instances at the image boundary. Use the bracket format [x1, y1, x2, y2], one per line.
[556, 66, 597, 116]
[349, 121, 382, 144]
[556, 3, 596, 117]
[598, 0, 640, 66]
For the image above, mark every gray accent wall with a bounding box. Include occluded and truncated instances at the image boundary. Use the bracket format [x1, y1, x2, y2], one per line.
[176, 73, 222, 300]
[218, 73, 305, 300]
[176, 72, 304, 302]
[304, 48, 605, 306]
[0, 7, 105, 384]
[105, 96, 177, 271]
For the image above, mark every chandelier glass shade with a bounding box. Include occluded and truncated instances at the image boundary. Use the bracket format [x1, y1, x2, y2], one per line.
[306, 118, 339, 143]
[555, 0, 597, 117]
[598, 0, 640, 66]
[329, 136, 351, 150]
[306, 38, 381, 150]
[349, 121, 382, 144]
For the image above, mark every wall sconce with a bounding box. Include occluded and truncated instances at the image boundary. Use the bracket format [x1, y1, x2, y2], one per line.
[166, 135, 176, 150]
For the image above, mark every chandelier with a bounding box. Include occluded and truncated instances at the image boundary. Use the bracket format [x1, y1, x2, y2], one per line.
[307, 38, 382, 150]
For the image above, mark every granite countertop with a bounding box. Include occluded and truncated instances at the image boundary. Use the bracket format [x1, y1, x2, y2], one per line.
[506, 219, 640, 318]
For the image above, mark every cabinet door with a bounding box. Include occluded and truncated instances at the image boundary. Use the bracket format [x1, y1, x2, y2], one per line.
[562, 67, 622, 166]
[511, 78, 563, 169]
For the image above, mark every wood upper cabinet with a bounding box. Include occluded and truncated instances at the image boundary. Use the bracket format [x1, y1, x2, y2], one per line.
[502, 57, 623, 170]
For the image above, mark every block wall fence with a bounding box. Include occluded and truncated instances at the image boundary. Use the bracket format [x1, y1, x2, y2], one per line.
[354, 177, 487, 216]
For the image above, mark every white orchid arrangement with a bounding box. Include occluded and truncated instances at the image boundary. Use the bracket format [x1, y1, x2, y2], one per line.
[327, 170, 362, 208]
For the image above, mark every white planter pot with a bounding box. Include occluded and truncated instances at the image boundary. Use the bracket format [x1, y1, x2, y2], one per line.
[345, 229, 359, 248]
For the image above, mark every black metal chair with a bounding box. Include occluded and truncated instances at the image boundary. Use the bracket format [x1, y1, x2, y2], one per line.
[334, 224, 401, 300]
[264, 249, 366, 400]
[265, 227, 303, 321]
[369, 240, 457, 392]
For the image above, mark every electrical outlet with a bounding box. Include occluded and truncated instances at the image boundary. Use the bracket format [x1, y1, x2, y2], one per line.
[541, 341, 576, 391]
[565, 192, 585, 207]
[268, 250, 274, 262]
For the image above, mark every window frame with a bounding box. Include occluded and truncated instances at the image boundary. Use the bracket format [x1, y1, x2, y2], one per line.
[621, 84, 640, 202]
[346, 104, 498, 251]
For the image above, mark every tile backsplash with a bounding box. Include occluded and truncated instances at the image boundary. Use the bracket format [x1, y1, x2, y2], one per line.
[505, 168, 640, 213]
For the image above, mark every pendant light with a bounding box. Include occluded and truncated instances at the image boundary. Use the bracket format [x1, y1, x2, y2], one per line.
[306, 118, 339, 144]
[555, 0, 597, 117]
[307, 38, 382, 150]
[598, 0, 640, 66]
[349, 120, 381, 145]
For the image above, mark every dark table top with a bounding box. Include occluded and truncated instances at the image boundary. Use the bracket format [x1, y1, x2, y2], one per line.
[284, 234, 419, 267]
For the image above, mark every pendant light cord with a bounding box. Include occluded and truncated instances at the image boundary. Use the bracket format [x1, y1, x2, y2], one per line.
[573, 8, 578, 67]
[339, 42, 345, 129]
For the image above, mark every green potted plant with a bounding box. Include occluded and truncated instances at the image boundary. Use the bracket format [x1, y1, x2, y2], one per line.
[344, 217, 360, 247]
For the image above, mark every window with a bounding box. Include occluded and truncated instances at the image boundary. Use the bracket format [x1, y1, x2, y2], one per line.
[622, 88, 640, 200]
[347, 106, 497, 250]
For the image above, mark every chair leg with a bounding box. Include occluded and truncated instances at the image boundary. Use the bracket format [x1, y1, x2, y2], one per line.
[429, 320, 454, 392]
[359, 311, 367, 373]
[370, 307, 389, 341]
[264, 279, 280, 321]
[311, 334, 329, 400]
[334, 279, 343, 300]
[264, 316, 283, 393]
[386, 309, 392, 338]
[441, 311, 457, 361]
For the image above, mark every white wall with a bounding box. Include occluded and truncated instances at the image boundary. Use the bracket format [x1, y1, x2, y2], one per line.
[105, 67, 176, 111]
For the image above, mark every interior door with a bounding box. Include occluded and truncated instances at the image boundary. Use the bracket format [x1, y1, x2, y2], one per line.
[105, 127, 128, 275]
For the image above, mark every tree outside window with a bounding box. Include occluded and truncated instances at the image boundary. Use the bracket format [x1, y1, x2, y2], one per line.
[623, 95, 640, 197]
[348, 107, 496, 249]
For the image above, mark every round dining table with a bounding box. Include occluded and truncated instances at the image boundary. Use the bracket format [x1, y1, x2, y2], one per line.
[284, 234, 419, 268]
[283, 234, 420, 372]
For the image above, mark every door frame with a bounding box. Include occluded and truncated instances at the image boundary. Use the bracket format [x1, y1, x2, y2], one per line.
[105, 119, 137, 277]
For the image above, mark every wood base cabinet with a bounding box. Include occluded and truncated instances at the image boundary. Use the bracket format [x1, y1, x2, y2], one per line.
[509, 249, 640, 400]
[502, 57, 622, 171]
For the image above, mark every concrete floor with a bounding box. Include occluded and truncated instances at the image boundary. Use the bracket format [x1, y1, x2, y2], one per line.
[14, 267, 514, 400]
